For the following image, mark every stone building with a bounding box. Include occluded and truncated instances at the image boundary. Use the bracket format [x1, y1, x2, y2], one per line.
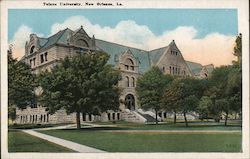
[15, 26, 214, 124]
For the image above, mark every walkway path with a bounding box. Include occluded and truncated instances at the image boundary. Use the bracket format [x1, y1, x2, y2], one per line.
[22, 129, 106, 153]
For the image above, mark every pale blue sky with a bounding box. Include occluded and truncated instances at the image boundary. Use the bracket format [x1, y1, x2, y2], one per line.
[8, 9, 238, 41]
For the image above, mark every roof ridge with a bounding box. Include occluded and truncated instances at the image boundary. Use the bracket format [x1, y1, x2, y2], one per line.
[149, 46, 168, 52]
[96, 39, 149, 53]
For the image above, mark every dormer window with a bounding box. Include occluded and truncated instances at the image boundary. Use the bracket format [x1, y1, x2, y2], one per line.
[124, 58, 135, 71]
[76, 39, 88, 48]
[30, 46, 35, 54]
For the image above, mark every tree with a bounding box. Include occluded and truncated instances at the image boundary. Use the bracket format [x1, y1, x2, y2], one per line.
[162, 78, 181, 124]
[198, 96, 213, 121]
[8, 53, 37, 121]
[162, 77, 202, 126]
[181, 95, 199, 127]
[38, 52, 121, 129]
[233, 33, 242, 67]
[136, 67, 172, 124]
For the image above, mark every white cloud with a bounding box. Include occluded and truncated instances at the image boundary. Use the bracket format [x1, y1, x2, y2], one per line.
[10, 16, 236, 66]
[9, 25, 43, 59]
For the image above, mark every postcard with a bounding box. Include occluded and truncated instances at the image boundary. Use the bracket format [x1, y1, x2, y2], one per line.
[1, 0, 249, 159]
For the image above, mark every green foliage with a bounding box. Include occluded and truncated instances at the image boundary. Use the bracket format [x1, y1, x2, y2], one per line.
[38, 52, 121, 129]
[136, 67, 172, 124]
[162, 77, 202, 126]
[198, 96, 213, 120]
[233, 33, 242, 66]
[8, 55, 37, 120]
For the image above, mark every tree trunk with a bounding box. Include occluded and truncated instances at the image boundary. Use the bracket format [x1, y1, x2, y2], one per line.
[155, 109, 158, 125]
[76, 111, 81, 129]
[225, 112, 228, 126]
[174, 111, 177, 124]
[184, 111, 188, 127]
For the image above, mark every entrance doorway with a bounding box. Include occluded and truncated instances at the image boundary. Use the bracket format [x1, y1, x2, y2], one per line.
[125, 94, 135, 110]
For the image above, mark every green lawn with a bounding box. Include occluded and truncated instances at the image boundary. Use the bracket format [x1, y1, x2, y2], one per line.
[85, 120, 242, 131]
[8, 130, 75, 152]
[8, 123, 74, 129]
[40, 129, 242, 152]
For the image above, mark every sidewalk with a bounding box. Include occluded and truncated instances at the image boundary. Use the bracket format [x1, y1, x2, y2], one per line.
[22, 129, 106, 153]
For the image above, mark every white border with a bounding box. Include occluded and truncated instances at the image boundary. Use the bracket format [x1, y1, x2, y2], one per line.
[1, 0, 249, 159]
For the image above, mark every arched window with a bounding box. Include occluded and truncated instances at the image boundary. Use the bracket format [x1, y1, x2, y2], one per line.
[125, 58, 135, 71]
[30, 45, 35, 54]
[131, 77, 135, 87]
[125, 76, 129, 87]
[76, 39, 88, 47]
[170, 66, 172, 74]
[172, 67, 175, 75]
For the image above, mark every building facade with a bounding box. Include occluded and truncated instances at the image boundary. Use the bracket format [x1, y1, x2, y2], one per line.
[15, 26, 214, 124]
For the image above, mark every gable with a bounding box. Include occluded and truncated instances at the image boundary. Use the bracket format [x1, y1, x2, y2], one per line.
[154, 41, 193, 76]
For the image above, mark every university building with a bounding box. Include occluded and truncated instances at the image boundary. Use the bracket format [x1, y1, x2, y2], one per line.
[15, 26, 214, 124]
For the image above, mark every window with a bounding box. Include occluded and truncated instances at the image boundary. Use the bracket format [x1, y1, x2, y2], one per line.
[30, 46, 35, 54]
[33, 58, 36, 66]
[47, 114, 49, 122]
[125, 76, 129, 87]
[40, 54, 44, 63]
[125, 65, 129, 70]
[124, 58, 135, 71]
[172, 67, 175, 75]
[163, 67, 165, 72]
[131, 66, 134, 70]
[30, 59, 32, 66]
[44, 52, 48, 61]
[176, 52, 178, 56]
[108, 113, 111, 120]
[170, 66, 171, 74]
[76, 39, 88, 47]
[131, 77, 135, 87]
[175, 67, 178, 74]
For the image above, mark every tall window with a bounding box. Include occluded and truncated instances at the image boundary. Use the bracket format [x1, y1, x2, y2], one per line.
[44, 52, 48, 61]
[125, 76, 129, 87]
[33, 58, 36, 66]
[169, 66, 171, 74]
[30, 46, 35, 54]
[40, 54, 44, 63]
[131, 77, 135, 87]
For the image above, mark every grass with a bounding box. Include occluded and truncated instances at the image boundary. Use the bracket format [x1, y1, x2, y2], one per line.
[86, 120, 242, 131]
[8, 123, 75, 129]
[8, 130, 75, 152]
[40, 129, 242, 152]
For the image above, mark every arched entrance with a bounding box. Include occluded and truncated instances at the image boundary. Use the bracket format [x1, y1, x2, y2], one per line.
[125, 94, 135, 111]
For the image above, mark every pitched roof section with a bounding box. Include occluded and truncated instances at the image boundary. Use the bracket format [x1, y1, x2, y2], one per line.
[95, 39, 151, 74]
[185, 61, 203, 76]
[186, 61, 214, 76]
[37, 28, 73, 51]
[148, 46, 169, 65]
[204, 64, 214, 73]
